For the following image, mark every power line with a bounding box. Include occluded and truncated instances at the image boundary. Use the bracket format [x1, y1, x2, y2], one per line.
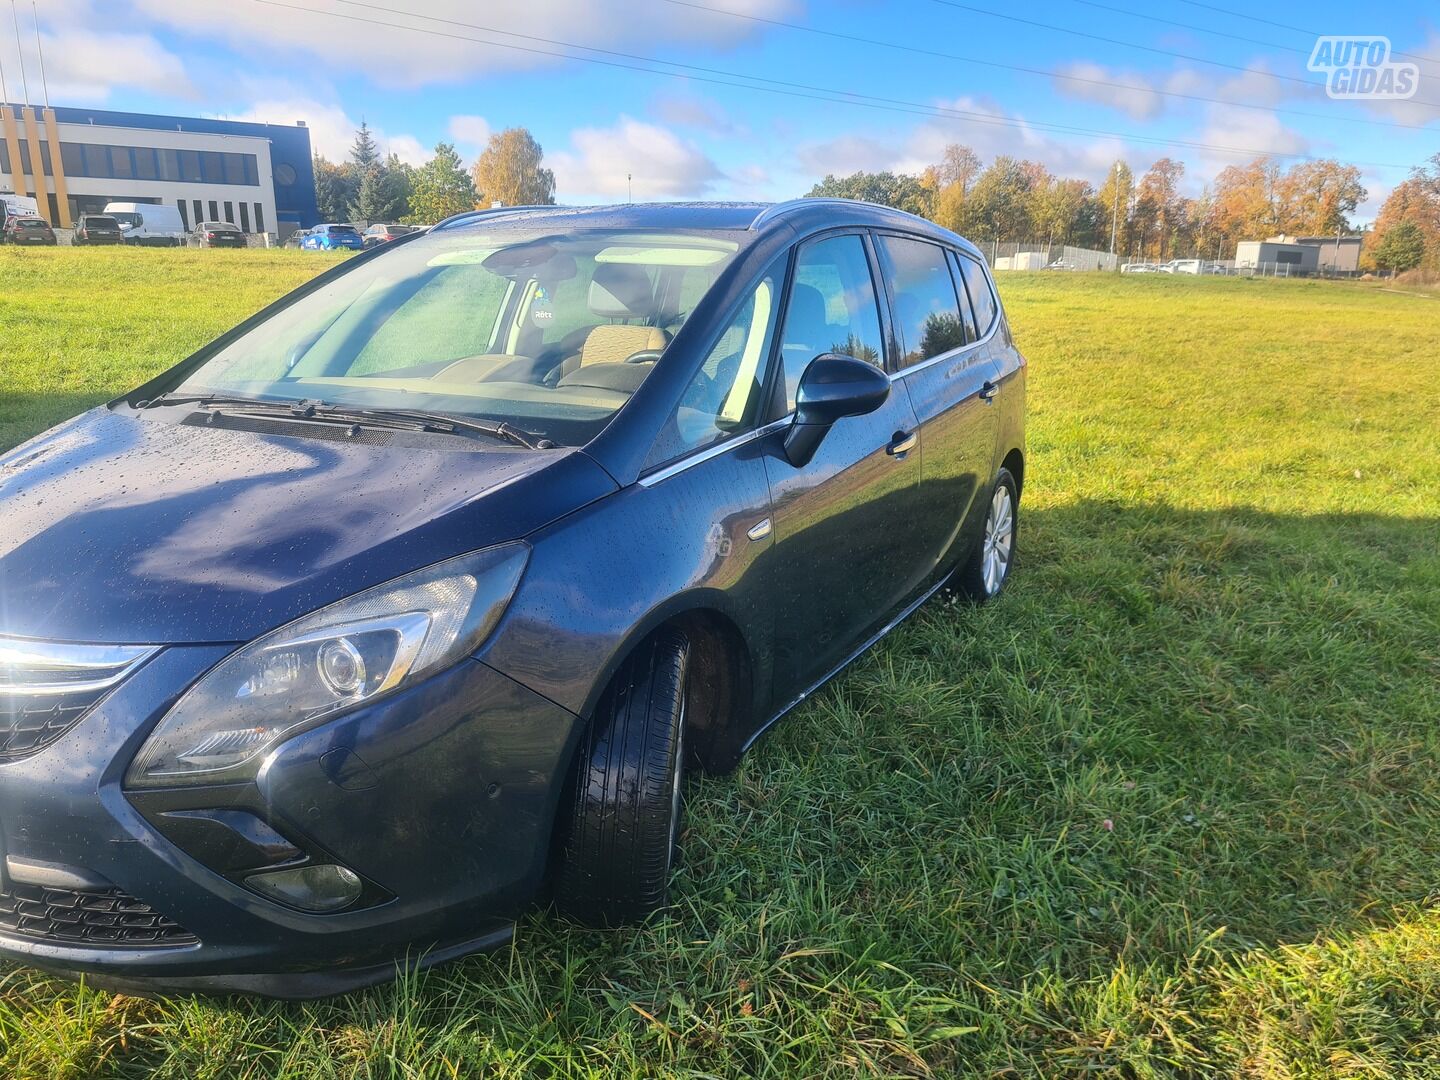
[249, 0, 1415, 169]
[928, 0, 1440, 106]
[659, 0, 1436, 132]
[1169, 0, 1440, 69]
[1063, 0, 1305, 57]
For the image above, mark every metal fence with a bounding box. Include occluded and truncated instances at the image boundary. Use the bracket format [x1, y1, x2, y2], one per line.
[982, 241, 1120, 272]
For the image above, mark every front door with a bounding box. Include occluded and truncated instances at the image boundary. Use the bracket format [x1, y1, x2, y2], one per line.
[760, 232, 934, 706]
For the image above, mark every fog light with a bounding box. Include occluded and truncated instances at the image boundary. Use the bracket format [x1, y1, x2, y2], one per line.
[245, 863, 362, 912]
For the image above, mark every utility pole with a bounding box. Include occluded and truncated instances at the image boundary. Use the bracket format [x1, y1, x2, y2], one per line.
[11, 0, 30, 103]
[627, 173, 632, 203]
[31, 1, 48, 109]
[1109, 160, 1120, 258]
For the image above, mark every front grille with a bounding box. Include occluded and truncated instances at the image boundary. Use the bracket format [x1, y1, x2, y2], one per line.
[0, 883, 198, 947]
[0, 637, 158, 762]
[0, 689, 108, 760]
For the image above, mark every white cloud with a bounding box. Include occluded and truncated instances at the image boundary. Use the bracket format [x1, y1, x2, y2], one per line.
[550, 116, 722, 199]
[223, 98, 427, 166]
[0, 29, 195, 103]
[129, 0, 800, 88]
[1053, 62, 1169, 120]
[651, 93, 744, 136]
[447, 115, 492, 158]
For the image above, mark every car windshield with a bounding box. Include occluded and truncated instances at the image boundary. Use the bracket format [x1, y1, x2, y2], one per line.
[327, 225, 359, 235]
[108, 212, 141, 227]
[172, 226, 745, 447]
[85, 216, 118, 227]
[18, 219, 46, 228]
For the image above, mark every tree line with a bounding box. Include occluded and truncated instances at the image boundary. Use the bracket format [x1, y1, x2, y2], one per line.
[312, 123, 556, 225]
[809, 150, 1440, 271]
[309, 121, 1436, 272]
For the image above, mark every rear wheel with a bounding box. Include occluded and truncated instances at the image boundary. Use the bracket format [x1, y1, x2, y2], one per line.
[554, 629, 689, 927]
[955, 467, 1018, 602]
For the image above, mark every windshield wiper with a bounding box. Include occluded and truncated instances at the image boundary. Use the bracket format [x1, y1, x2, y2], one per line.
[140, 394, 554, 449]
[327, 407, 554, 450]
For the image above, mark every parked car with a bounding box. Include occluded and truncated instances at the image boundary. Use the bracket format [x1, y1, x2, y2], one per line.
[362, 223, 419, 248]
[1165, 259, 1204, 275]
[4, 215, 56, 245]
[192, 221, 246, 249]
[283, 228, 310, 249]
[1044, 258, 1078, 271]
[0, 200, 1025, 998]
[105, 203, 187, 247]
[1120, 262, 1159, 274]
[302, 223, 365, 251]
[72, 214, 124, 246]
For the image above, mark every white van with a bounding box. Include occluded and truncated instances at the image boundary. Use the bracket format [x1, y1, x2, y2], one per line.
[2, 193, 40, 228]
[103, 202, 187, 246]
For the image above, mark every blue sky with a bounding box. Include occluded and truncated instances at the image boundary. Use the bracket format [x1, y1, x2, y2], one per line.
[6, 0, 1438, 221]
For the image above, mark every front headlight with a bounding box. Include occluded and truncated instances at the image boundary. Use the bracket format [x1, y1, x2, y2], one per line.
[126, 544, 529, 789]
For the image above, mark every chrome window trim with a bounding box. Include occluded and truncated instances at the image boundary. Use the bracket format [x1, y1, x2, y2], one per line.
[637, 415, 793, 488]
[889, 309, 1000, 382]
[0, 638, 160, 697]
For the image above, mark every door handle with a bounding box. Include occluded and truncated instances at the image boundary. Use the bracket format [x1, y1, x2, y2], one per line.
[887, 431, 917, 457]
[978, 379, 998, 403]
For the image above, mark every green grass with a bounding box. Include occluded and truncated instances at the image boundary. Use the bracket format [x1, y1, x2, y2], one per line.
[2, 248, 1439, 1078]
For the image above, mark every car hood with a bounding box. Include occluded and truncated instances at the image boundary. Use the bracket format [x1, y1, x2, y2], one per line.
[0, 408, 616, 644]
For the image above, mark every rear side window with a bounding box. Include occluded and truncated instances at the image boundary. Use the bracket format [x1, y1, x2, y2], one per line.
[878, 235, 967, 368]
[777, 234, 884, 412]
[957, 254, 998, 338]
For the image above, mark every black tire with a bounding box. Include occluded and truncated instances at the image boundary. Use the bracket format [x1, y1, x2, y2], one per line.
[955, 467, 1019, 602]
[554, 628, 689, 927]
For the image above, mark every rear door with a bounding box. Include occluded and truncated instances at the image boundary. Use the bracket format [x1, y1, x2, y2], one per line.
[875, 233, 999, 575]
[760, 231, 934, 705]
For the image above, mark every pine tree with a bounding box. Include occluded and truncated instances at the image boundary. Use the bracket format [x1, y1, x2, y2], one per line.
[349, 121, 381, 171]
[405, 143, 478, 224]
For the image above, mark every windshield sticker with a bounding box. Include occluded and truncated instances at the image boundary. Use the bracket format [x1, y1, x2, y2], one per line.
[531, 287, 554, 327]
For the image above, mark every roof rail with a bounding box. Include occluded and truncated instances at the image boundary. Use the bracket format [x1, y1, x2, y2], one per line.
[749, 197, 910, 231]
[431, 205, 562, 232]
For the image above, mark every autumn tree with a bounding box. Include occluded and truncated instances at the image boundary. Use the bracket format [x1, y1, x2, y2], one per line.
[923, 144, 982, 231]
[1366, 155, 1440, 271]
[1278, 159, 1366, 236]
[1132, 158, 1186, 259]
[471, 128, 556, 207]
[405, 143, 478, 224]
[1210, 157, 1284, 248]
[959, 156, 1035, 240]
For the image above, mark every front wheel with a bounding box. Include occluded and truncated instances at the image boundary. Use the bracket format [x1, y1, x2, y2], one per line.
[955, 467, 1018, 602]
[554, 628, 689, 927]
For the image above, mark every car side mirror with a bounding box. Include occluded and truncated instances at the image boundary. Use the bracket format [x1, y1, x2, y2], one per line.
[783, 353, 891, 467]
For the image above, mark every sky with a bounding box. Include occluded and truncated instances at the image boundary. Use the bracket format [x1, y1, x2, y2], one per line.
[2, 0, 1437, 223]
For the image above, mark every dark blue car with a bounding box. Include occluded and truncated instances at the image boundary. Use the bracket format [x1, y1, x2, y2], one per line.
[0, 200, 1025, 997]
[301, 223, 365, 251]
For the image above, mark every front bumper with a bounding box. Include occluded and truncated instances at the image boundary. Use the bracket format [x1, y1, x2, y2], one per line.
[0, 646, 581, 997]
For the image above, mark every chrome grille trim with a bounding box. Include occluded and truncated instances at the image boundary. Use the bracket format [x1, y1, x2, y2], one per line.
[0, 638, 159, 697]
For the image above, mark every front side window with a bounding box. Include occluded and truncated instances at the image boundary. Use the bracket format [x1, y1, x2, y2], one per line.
[957, 254, 998, 338]
[777, 234, 884, 412]
[171, 228, 745, 448]
[878, 235, 967, 368]
[647, 257, 784, 468]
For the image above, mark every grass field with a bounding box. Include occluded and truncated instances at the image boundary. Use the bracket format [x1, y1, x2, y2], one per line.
[1, 248, 1438, 1078]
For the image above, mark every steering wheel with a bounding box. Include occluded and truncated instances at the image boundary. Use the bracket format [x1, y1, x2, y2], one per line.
[624, 349, 665, 365]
